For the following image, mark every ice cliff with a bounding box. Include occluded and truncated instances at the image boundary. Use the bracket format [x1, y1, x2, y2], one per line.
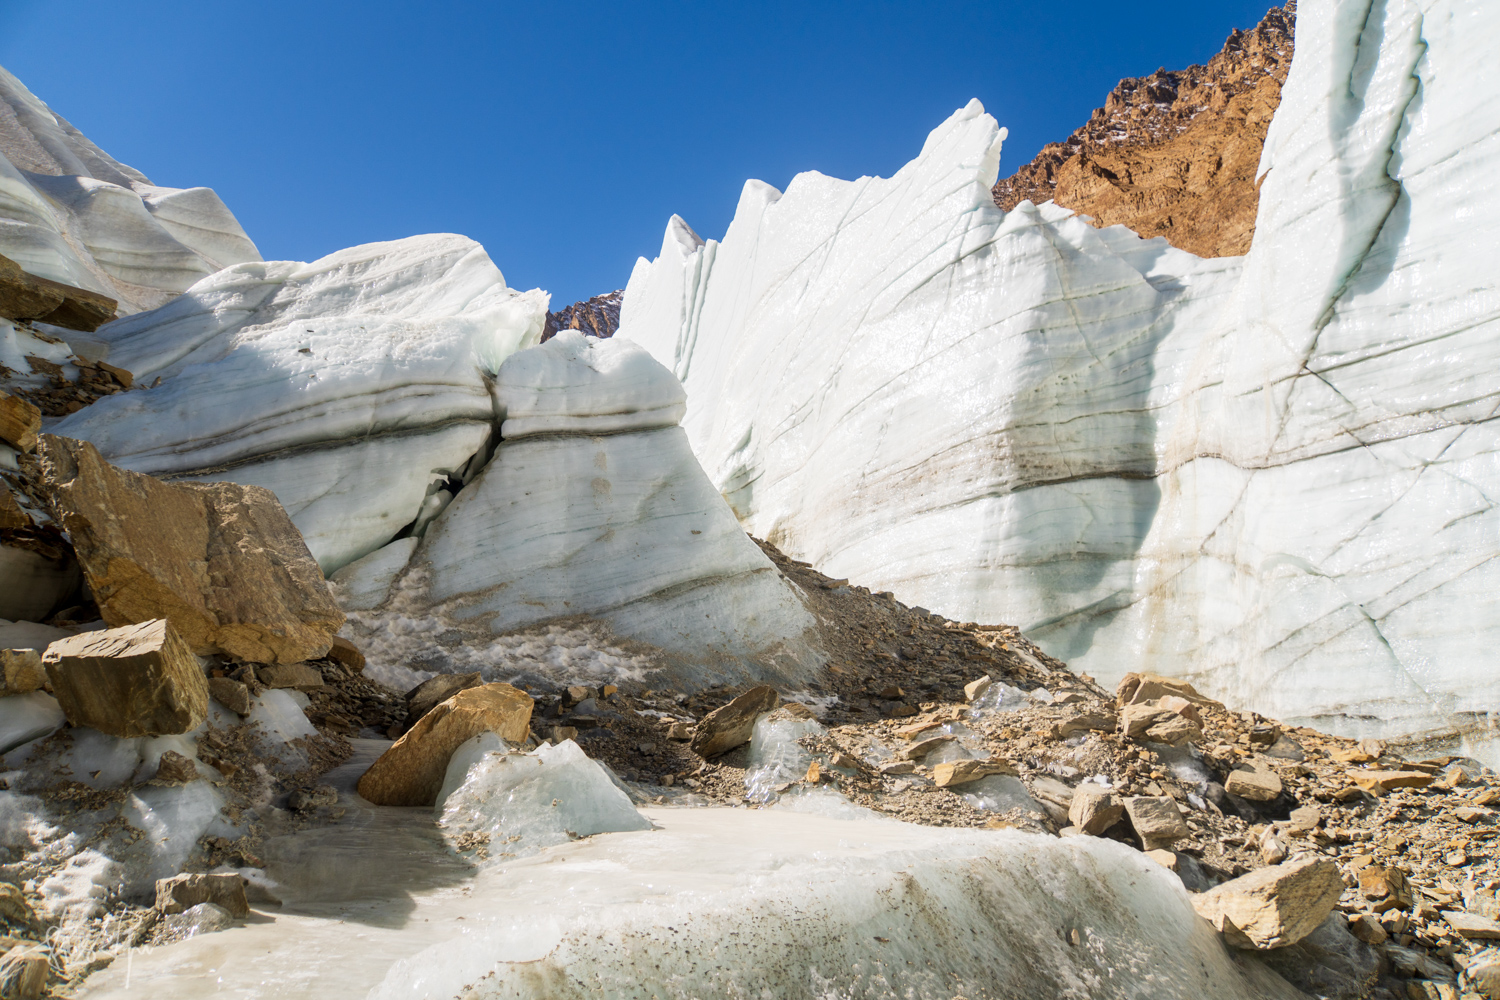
[618, 0, 1500, 739]
[0, 67, 260, 314]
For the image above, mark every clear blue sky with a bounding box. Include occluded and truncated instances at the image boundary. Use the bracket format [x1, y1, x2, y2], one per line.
[1, 1, 1278, 307]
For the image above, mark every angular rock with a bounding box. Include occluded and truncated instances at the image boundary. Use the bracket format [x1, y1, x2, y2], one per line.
[0, 487, 28, 531]
[42, 618, 208, 738]
[37, 435, 344, 663]
[1349, 770, 1434, 793]
[1069, 784, 1125, 835]
[1358, 865, 1412, 913]
[0, 392, 40, 454]
[1120, 701, 1202, 745]
[1053, 713, 1117, 739]
[151, 750, 198, 784]
[1442, 911, 1500, 940]
[0, 253, 117, 331]
[207, 676, 251, 716]
[0, 884, 34, 927]
[406, 672, 483, 722]
[1347, 913, 1386, 945]
[1125, 796, 1189, 851]
[325, 635, 365, 673]
[0, 942, 48, 1000]
[154, 872, 249, 918]
[963, 676, 992, 702]
[932, 759, 1018, 788]
[357, 684, 533, 807]
[1192, 856, 1344, 950]
[1225, 766, 1283, 802]
[1143, 849, 1179, 870]
[903, 735, 956, 760]
[256, 661, 325, 692]
[1115, 672, 1222, 708]
[690, 685, 779, 758]
[0, 651, 44, 696]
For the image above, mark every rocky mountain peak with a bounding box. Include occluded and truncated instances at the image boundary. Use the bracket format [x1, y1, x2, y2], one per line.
[994, 3, 1295, 257]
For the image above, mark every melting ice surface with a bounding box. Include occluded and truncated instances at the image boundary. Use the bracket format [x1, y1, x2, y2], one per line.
[79, 743, 1301, 1000]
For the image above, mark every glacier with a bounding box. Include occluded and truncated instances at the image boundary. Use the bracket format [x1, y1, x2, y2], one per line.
[78, 803, 1302, 1000]
[0, 66, 260, 313]
[340, 332, 822, 688]
[54, 234, 548, 571]
[618, 0, 1500, 741]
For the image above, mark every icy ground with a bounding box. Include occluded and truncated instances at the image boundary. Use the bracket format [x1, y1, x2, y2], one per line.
[77, 742, 1301, 1000]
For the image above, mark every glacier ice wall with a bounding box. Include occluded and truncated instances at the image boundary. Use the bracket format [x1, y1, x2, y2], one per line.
[0, 65, 260, 312]
[343, 332, 822, 689]
[618, 0, 1500, 737]
[56, 235, 548, 571]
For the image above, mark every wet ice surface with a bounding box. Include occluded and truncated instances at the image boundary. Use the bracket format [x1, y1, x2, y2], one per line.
[79, 745, 1302, 1000]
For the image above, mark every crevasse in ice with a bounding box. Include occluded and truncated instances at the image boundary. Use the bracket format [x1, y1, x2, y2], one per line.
[618, 0, 1500, 738]
[54, 234, 548, 571]
[341, 332, 823, 688]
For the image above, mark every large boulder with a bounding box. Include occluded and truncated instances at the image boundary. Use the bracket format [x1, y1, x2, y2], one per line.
[36, 435, 343, 663]
[1192, 856, 1344, 950]
[357, 684, 533, 807]
[42, 618, 207, 737]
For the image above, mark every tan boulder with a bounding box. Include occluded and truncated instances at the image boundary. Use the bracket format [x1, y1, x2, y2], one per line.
[1358, 865, 1413, 913]
[1120, 700, 1202, 745]
[1115, 671, 1224, 710]
[0, 484, 29, 530]
[1349, 769, 1434, 794]
[37, 435, 344, 663]
[0, 251, 117, 332]
[325, 635, 365, 673]
[963, 676, 992, 702]
[357, 684, 533, 807]
[690, 685, 779, 758]
[207, 676, 251, 715]
[0, 391, 41, 454]
[932, 759, 1018, 788]
[1124, 795, 1189, 851]
[1068, 784, 1125, 835]
[1191, 856, 1344, 949]
[42, 618, 207, 737]
[0, 650, 44, 696]
[1053, 713, 1117, 739]
[1225, 765, 1284, 801]
[155, 872, 249, 918]
[256, 662, 325, 691]
[0, 942, 48, 1000]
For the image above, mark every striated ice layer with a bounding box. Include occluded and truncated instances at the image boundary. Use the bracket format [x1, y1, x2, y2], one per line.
[55, 235, 547, 571]
[79, 808, 1304, 1000]
[0, 65, 260, 313]
[351, 334, 824, 689]
[619, 0, 1500, 738]
[436, 735, 651, 860]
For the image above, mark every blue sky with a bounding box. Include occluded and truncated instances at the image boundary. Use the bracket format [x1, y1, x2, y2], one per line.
[2, 1, 1277, 306]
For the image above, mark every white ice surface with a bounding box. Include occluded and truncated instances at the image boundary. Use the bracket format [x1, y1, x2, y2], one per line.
[436, 736, 650, 859]
[328, 538, 420, 612]
[358, 335, 823, 687]
[0, 692, 64, 754]
[77, 807, 1302, 1000]
[619, 0, 1500, 738]
[53, 234, 547, 571]
[0, 65, 260, 313]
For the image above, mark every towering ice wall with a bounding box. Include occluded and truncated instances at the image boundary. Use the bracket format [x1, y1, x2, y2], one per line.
[0, 66, 261, 313]
[618, 0, 1500, 737]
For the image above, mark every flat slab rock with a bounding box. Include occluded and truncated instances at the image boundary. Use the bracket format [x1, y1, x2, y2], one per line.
[37, 435, 344, 664]
[690, 685, 779, 758]
[42, 618, 207, 738]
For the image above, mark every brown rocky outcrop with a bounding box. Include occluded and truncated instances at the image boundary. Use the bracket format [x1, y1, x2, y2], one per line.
[357, 683, 534, 807]
[541, 290, 623, 342]
[0, 391, 41, 453]
[993, 4, 1295, 258]
[36, 435, 344, 663]
[0, 253, 117, 332]
[42, 618, 208, 737]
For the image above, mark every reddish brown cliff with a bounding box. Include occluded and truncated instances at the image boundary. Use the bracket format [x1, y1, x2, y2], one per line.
[993, 3, 1295, 258]
[542, 289, 623, 342]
